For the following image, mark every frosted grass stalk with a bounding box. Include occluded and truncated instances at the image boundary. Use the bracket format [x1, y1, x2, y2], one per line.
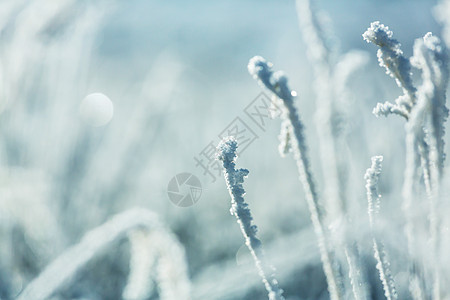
[123, 228, 191, 300]
[17, 208, 190, 300]
[410, 32, 449, 300]
[296, 2, 369, 298]
[333, 51, 370, 106]
[411, 33, 449, 178]
[362, 22, 430, 208]
[365, 156, 398, 300]
[363, 22, 432, 298]
[295, 0, 342, 225]
[248, 56, 343, 300]
[363, 22, 416, 119]
[216, 137, 284, 300]
[343, 244, 369, 300]
[123, 229, 157, 300]
[403, 124, 429, 300]
[365, 22, 450, 298]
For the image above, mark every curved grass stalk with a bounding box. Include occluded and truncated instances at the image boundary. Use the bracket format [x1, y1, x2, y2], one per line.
[296, 1, 370, 298]
[364, 22, 428, 299]
[410, 32, 449, 300]
[363, 22, 417, 118]
[296, 0, 342, 223]
[248, 56, 343, 300]
[364, 22, 450, 299]
[123, 229, 158, 300]
[17, 208, 190, 300]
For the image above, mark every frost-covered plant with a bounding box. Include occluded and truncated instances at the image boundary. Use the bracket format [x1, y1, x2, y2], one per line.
[296, 1, 370, 298]
[364, 21, 450, 299]
[363, 21, 416, 119]
[5, 2, 450, 300]
[248, 56, 343, 300]
[216, 136, 284, 300]
[123, 229, 158, 300]
[296, 0, 368, 218]
[363, 21, 426, 299]
[410, 32, 449, 191]
[17, 208, 190, 300]
[365, 156, 398, 300]
[410, 32, 449, 300]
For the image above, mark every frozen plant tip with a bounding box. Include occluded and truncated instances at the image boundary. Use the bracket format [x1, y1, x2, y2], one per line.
[248, 56, 295, 102]
[216, 137, 285, 300]
[363, 21, 416, 119]
[365, 156, 398, 300]
[362, 22, 415, 96]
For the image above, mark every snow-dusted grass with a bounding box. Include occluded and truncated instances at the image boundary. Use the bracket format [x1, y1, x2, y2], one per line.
[217, 137, 284, 300]
[2, 1, 450, 300]
[248, 55, 343, 300]
[365, 156, 398, 300]
[233, 11, 450, 300]
[17, 209, 190, 300]
[364, 20, 449, 299]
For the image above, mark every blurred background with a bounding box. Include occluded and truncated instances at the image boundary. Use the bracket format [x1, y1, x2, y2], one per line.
[0, 0, 447, 299]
